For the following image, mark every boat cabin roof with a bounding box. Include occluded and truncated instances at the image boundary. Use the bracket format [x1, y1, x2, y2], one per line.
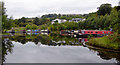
[81, 30, 111, 32]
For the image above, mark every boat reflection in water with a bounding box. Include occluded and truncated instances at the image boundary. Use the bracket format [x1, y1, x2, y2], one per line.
[2, 32, 120, 63]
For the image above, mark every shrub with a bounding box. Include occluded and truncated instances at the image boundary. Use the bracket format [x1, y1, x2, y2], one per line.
[26, 24, 38, 30]
[26, 24, 31, 30]
[31, 24, 38, 30]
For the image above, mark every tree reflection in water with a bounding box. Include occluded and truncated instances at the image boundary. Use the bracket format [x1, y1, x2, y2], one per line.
[2, 33, 120, 63]
[2, 37, 14, 63]
[9, 33, 81, 46]
[88, 47, 120, 63]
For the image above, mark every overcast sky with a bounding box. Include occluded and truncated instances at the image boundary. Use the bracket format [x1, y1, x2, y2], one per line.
[3, 0, 119, 19]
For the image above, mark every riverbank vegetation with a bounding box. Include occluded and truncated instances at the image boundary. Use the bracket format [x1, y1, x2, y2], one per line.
[47, 4, 120, 33]
[88, 33, 120, 50]
[1, 1, 120, 33]
[1, 1, 120, 50]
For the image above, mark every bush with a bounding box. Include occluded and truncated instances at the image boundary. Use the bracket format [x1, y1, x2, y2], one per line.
[31, 24, 38, 30]
[113, 23, 120, 34]
[26, 24, 38, 30]
[26, 24, 31, 30]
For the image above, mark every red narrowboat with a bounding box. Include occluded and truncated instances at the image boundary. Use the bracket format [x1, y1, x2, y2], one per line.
[80, 30, 112, 35]
[60, 30, 113, 38]
[76, 30, 113, 38]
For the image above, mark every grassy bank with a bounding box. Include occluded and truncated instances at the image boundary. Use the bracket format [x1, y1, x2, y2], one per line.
[88, 33, 120, 50]
[13, 27, 26, 32]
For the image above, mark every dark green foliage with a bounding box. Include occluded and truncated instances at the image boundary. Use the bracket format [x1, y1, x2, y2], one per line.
[97, 3, 112, 16]
[1, 2, 6, 15]
[48, 21, 78, 31]
[113, 23, 120, 34]
[59, 16, 72, 20]
[41, 14, 59, 21]
[26, 24, 38, 30]
[32, 24, 38, 30]
[41, 14, 84, 21]
[114, 6, 120, 11]
[77, 8, 119, 34]
[26, 24, 31, 30]
[15, 17, 50, 26]
[33, 17, 40, 25]
[11, 14, 85, 29]
[1, 2, 14, 31]
[1, 2, 120, 34]
[18, 17, 26, 23]
[39, 18, 50, 25]
[41, 14, 58, 18]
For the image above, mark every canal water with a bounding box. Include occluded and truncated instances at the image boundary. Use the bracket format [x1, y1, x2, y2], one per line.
[2, 33, 120, 63]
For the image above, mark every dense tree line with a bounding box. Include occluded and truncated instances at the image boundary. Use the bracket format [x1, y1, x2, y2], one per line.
[13, 17, 51, 27]
[79, 5, 120, 33]
[12, 13, 85, 27]
[47, 3, 120, 34]
[1, 2, 120, 34]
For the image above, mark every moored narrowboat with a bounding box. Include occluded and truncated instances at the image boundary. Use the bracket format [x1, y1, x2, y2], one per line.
[76, 30, 112, 37]
[60, 30, 112, 38]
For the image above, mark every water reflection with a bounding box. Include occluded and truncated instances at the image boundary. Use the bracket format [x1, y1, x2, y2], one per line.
[2, 37, 14, 63]
[2, 33, 120, 63]
[7, 33, 81, 46]
[89, 47, 120, 63]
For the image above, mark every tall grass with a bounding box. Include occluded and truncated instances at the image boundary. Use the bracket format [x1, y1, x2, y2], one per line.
[88, 33, 120, 50]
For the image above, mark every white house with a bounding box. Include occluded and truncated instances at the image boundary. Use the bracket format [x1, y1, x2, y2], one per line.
[51, 19, 67, 24]
[69, 18, 86, 23]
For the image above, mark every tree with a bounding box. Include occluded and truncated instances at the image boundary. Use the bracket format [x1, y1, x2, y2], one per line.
[33, 17, 40, 25]
[26, 24, 31, 30]
[2, 15, 7, 30]
[109, 8, 118, 28]
[1, 2, 6, 15]
[26, 24, 38, 30]
[113, 23, 120, 34]
[39, 18, 48, 25]
[104, 14, 110, 29]
[1, 2, 15, 31]
[18, 17, 26, 23]
[1, 2, 7, 31]
[7, 18, 14, 29]
[31, 24, 38, 30]
[97, 3, 112, 16]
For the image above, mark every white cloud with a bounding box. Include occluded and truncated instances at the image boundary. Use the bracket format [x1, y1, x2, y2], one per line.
[3, 0, 119, 19]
